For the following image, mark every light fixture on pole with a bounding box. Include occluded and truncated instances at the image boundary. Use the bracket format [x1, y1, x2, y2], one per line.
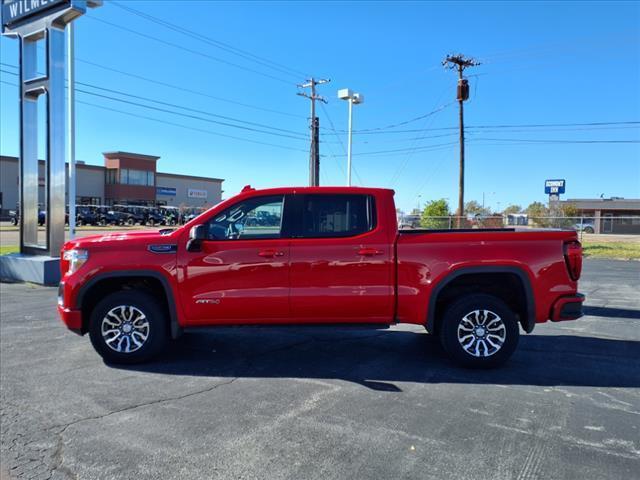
[338, 88, 364, 186]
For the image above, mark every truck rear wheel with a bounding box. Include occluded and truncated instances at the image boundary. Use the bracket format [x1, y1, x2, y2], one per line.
[88, 291, 167, 364]
[439, 294, 519, 368]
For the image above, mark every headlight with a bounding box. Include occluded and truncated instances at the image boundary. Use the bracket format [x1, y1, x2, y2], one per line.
[63, 249, 89, 274]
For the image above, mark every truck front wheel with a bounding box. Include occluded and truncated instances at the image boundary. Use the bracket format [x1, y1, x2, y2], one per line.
[439, 294, 519, 368]
[88, 291, 167, 364]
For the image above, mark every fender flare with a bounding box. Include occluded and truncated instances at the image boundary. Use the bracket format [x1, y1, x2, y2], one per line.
[76, 270, 182, 339]
[426, 266, 536, 334]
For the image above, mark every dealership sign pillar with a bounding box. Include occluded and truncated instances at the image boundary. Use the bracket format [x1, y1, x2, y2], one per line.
[0, 0, 99, 284]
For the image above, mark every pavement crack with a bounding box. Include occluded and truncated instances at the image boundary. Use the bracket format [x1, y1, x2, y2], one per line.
[47, 377, 239, 434]
[44, 377, 237, 478]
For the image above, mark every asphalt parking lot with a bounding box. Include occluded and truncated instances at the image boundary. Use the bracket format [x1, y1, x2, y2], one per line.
[1, 259, 639, 480]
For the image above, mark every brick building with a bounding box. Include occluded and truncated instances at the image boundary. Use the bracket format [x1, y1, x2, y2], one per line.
[0, 151, 224, 216]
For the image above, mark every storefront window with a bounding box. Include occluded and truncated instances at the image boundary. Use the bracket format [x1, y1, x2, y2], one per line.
[115, 169, 154, 186]
[127, 170, 148, 185]
[106, 169, 117, 184]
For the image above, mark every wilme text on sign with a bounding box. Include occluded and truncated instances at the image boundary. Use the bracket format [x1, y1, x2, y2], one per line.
[2, 0, 70, 29]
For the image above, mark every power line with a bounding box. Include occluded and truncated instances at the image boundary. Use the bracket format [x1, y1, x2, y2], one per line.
[327, 141, 460, 157]
[0, 59, 304, 120]
[463, 121, 640, 129]
[472, 138, 640, 144]
[0, 68, 308, 141]
[84, 15, 295, 85]
[349, 121, 640, 135]
[1, 66, 636, 147]
[387, 86, 452, 186]
[111, 1, 307, 79]
[410, 145, 458, 207]
[328, 101, 455, 134]
[0, 79, 308, 153]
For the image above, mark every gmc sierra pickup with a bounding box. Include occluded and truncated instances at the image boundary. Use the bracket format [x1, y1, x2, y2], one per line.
[57, 186, 584, 367]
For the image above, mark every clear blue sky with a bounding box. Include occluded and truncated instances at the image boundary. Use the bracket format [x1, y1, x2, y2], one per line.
[1, 0, 639, 212]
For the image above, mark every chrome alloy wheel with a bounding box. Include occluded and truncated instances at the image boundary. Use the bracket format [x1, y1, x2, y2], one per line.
[457, 309, 506, 358]
[101, 305, 150, 353]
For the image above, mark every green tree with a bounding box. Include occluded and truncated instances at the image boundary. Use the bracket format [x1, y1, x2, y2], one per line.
[554, 202, 580, 228]
[464, 200, 491, 216]
[561, 202, 579, 218]
[503, 204, 522, 215]
[525, 201, 550, 227]
[420, 199, 450, 229]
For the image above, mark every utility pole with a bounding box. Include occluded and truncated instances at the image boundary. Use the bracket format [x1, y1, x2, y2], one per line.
[442, 54, 480, 227]
[298, 78, 329, 186]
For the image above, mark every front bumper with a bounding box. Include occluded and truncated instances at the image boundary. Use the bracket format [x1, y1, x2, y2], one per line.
[550, 293, 585, 321]
[57, 305, 83, 334]
[57, 281, 83, 334]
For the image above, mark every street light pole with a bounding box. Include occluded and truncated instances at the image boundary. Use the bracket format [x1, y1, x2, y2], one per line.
[347, 97, 353, 186]
[338, 88, 364, 186]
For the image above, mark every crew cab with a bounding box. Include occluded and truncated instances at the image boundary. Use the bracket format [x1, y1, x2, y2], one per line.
[57, 186, 584, 367]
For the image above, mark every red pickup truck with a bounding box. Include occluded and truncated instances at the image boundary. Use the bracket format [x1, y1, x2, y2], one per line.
[57, 186, 584, 368]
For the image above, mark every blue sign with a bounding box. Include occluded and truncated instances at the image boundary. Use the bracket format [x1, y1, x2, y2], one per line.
[544, 179, 565, 195]
[157, 186, 176, 196]
[2, 0, 69, 30]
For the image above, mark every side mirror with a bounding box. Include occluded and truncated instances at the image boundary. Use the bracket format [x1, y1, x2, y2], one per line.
[187, 224, 206, 252]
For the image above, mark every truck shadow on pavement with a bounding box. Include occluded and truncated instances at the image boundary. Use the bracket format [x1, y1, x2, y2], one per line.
[117, 328, 640, 391]
[583, 306, 640, 320]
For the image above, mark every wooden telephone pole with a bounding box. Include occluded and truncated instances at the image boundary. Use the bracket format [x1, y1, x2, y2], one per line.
[442, 54, 480, 227]
[298, 78, 330, 186]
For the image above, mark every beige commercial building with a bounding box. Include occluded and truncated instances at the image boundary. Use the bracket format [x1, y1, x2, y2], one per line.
[559, 198, 640, 234]
[0, 152, 224, 216]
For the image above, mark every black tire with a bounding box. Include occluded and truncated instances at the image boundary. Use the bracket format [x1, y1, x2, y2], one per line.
[438, 294, 519, 368]
[89, 290, 168, 364]
[149, 219, 155, 227]
[126, 218, 135, 226]
[584, 226, 594, 234]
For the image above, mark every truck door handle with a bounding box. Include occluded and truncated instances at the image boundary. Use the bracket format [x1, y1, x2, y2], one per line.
[357, 248, 383, 256]
[258, 249, 284, 258]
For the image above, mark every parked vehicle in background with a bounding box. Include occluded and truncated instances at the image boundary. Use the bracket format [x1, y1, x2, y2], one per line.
[76, 206, 99, 226]
[183, 207, 205, 224]
[9, 208, 18, 226]
[574, 221, 595, 234]
[95, 206, 124, 226]
[113, 205, 146, 226]
[58, 186, 585, 368]
[398, 213, 420, 230]
[9, 204, 47, 226]
[142, 207, 166, 227]
[160, 206, 179, 226]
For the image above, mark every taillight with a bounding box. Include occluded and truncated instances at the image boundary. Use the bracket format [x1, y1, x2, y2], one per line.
[564, 240, 582, 281]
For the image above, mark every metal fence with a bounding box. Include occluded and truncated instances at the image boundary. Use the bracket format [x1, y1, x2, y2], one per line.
[400, 216, 640, 236]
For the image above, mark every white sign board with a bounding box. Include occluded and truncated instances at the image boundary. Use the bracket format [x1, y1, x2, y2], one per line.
[188, 188, 208, 199]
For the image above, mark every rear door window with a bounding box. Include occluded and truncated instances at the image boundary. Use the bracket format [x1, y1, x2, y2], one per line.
[297, 194, 376, 238]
